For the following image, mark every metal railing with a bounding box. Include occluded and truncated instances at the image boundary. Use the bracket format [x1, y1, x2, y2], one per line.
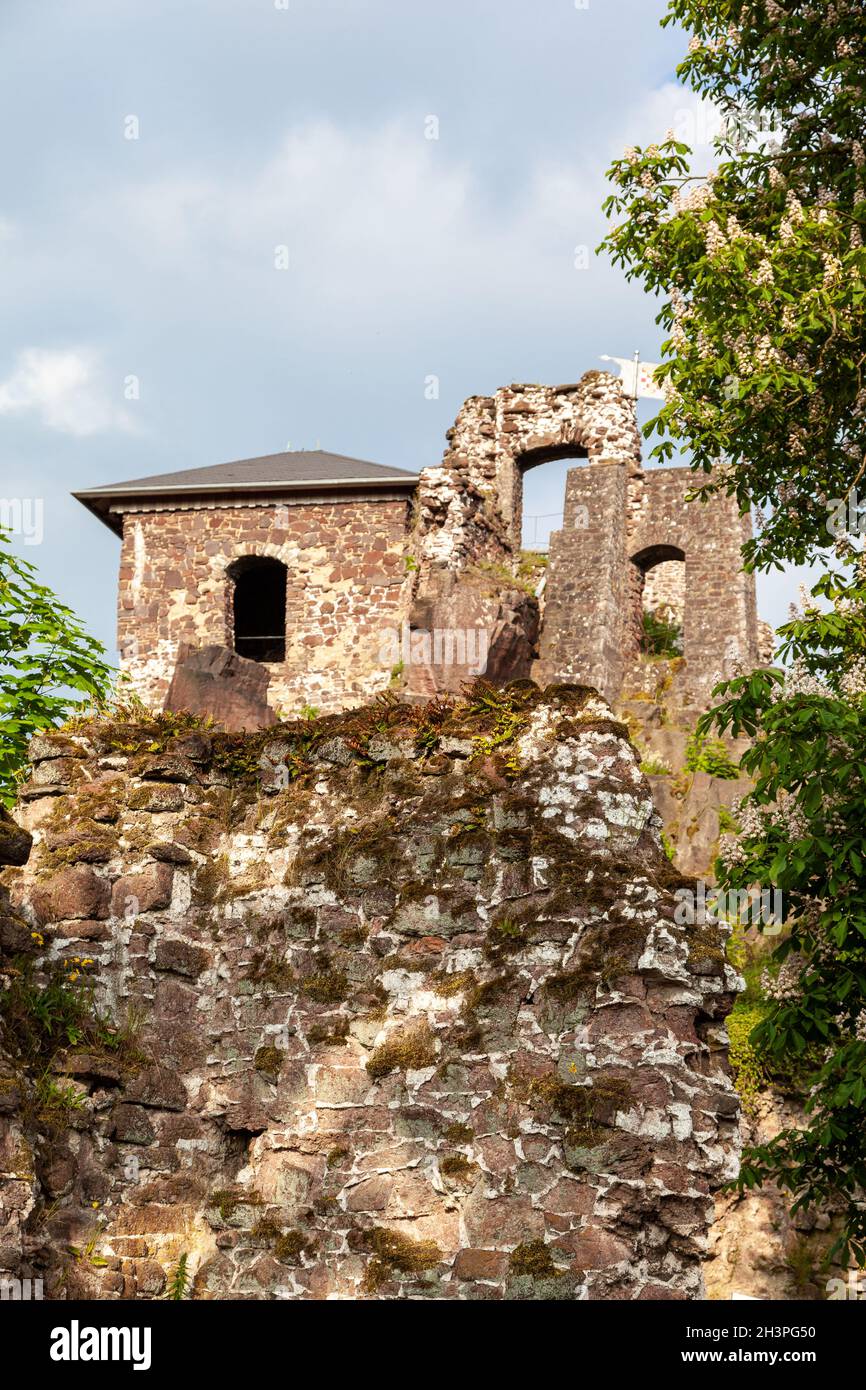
[521, 512, 564, 552]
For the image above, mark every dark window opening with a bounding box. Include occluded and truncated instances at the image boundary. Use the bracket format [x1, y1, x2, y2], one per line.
[230, 557, 287, 663]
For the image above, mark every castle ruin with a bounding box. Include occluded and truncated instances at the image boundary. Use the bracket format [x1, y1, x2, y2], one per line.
[0, 370, 762, 1302]
[74, 370, 762, 724]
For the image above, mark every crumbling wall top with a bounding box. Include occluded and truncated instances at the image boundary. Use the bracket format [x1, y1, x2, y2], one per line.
[414, 371, 642, 574]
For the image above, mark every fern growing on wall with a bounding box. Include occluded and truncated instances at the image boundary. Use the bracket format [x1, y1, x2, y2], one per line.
[167, 1253, 191, 1301]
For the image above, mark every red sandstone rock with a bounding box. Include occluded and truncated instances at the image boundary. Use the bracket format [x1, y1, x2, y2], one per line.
[153, 937, 210, 978]
[0, 808, 32, 866]
[454, 1248, 510, 1281]
[32, 865, 110, 922]
[111, 863, 174, 916]
[165, 644, 277, 732]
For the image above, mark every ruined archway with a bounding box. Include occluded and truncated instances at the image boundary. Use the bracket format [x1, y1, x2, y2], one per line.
[406, 373, 642, 702]
[413, 374, 642, 574]
[625, 469, 760, 694]
[407, 376, 759, 705]
[518, 445, 589, 555]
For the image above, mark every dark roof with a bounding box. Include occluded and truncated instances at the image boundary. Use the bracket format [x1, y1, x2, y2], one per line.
[73, 449, 420, 535]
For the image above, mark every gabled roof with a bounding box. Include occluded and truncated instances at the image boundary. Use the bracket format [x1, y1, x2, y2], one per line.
[73, 449, 420, 535]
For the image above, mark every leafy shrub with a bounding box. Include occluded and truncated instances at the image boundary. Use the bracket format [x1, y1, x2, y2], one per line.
[0, 526, 113, 805]
[640, 607, 683, 658]
[685, 731, 739, 779]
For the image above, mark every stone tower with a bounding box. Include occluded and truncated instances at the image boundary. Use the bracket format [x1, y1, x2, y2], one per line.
[74, 451, 419, 717]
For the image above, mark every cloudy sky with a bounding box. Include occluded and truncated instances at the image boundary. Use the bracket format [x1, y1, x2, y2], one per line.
[0, 0, 807, 656]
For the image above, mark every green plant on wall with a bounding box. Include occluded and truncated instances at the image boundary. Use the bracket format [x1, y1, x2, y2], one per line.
[0, 955, 142, 1113]
[640, 607, 682, 658]
[726, 1002, 772, 1117]
[717, 805, 740, 835]
[640, 754, 672, 776]
[167, 1253, 191, 1300]
[685, 731, 740, 780]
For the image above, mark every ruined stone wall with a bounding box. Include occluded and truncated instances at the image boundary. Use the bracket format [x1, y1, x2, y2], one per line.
[643, 561, 686, 625]
[105, 372, 759, 722]
[1, 686, 739, 1301]
[117, 498, 413, 717]
[628, 469, 758, 695]
[533, 465, 631, 703]
[408, 373, 758, 708]
[405, 372, 642, 700]
[413, 373, 642, 574]
[536, 464, 759, 703]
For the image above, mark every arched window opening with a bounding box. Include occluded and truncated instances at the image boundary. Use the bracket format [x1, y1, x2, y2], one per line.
[517, 448, 590, 601]
[229, 556, 287, 663]
[631, 545, 685, 658]
[519, 446, 589, 552]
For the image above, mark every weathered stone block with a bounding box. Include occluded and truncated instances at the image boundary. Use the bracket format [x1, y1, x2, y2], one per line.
[124, 1066, 187, 1111]
[111, 863, 174, 915]
[165, 644, 277, 733]
[110, 1104, 157, 1145]
[153, 938, 210, 978]
[32, 865, 110, 922]
[0, 808, 32, 866]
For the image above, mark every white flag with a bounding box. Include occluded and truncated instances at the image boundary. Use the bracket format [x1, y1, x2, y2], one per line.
[600, 355, 666, 401]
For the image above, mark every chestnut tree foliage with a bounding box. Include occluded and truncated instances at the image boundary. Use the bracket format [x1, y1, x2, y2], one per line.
[0, 528, 113, 806]
[602, 0, 866, 1262]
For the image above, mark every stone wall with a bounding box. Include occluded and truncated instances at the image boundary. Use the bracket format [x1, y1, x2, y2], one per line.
[533, 464, 631, 700]
[412, 374, 642, 572]
[0, 810, 36, 1281]
[405, 372, 643, 699]
[643, 562, 686, 626]
[615, 657, 855, 1300]
[628, 469, 758, 698]
[536, 464, 760, 703]
[1, 686, 739, 1300]
[706, 1091, 847, 1301]
[409, 374, 759, 708]
[117, 497, 413, 716]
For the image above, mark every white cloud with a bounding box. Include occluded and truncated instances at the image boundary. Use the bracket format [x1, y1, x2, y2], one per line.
[0, 347, 135, 436]
[611, 82, 723, 173]
[3, 104, 701, 373]
[75, 120, 607, 335]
